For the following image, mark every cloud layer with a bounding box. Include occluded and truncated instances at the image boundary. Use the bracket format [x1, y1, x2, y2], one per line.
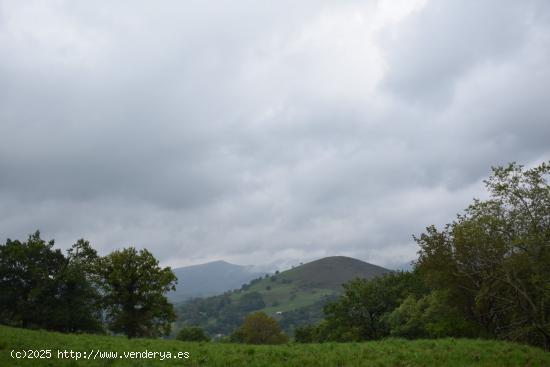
[1, 0, 549, 269]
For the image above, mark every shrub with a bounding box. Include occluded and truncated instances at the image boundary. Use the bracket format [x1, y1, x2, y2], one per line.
[294, 325, 317, 343]
[230, 312, 288, 344]
[176, 326, 210, 342]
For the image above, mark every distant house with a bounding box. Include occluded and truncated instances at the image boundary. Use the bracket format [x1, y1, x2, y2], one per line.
[275, 311, 283, 315]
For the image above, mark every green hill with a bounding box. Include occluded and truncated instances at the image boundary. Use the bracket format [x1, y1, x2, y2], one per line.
[231, 256, 390, 312]
[268, 256, 391, 290]
[177, 256, 391, 335]
[1, 324, 548, 366]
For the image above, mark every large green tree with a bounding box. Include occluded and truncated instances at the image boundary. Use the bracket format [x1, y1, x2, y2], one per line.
[0, 232, 103, 332]
[322, 271, 428, 341]
[0, 231, 64, 328]
[56, 239, 104, 332]
[99, 247, 177, 338]
[416, 162, 550, 349]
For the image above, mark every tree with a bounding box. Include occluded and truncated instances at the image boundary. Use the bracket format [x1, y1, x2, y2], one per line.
[0, 231, 65, 328]
[416, 162, 550, 349]
[322, 271, 428, 341]
[51, 239, 104, 333]
[385, 291, 480, 339]
[99, 247, 177, 338]
[176, 326, 210, 342]
[0, 232, 103, 332]
[231, 312, 288, 344]
[294, 324, 318, 343]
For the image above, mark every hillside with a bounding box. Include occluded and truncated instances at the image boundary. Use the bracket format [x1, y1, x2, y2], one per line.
[232, 256, 390, 313]
[177, 256, 391, 335]
[168, 260, 263, 303]
[1, 324, 548, 367]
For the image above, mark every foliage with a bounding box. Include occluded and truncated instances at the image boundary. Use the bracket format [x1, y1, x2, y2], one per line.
[2, 324, 550, 367]
[238, 292, 266, 312]
[280, 295, 338, 333]
[385, 291, 481, 339]
[0, 232, 103, 333]
[177, 281, 335, 336]
[293, 322, 333, 343]
[176, 326, 210, 342]
[0, 233, 178, 338]
[177, 293, 243, 335]
[51, 240, 104, 333]
[416, 162, 550, 349]
[320, 271, 428, 341]
[99, 247, 177, 338]
[294, 324, 316, 343]
[231, 312, 288, 344]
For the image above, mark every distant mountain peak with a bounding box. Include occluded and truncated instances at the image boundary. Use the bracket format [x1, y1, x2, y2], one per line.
[282, 256, 391, 289]
[182, 259, 232, 267]
[175, 256, 391, 335]
[208, 260, 231, 265]
[169, 255, 391, 304]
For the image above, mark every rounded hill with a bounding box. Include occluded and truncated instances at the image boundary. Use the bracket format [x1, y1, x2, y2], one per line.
[280, 256, 391, 289]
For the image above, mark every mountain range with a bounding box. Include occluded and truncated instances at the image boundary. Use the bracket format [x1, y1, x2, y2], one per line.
[175, 256, 391, 335]
[168, 260, 263, 303]
[169, 256, 405, 303]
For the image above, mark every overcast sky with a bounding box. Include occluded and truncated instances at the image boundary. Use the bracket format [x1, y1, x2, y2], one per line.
[1, 0, 549, 270]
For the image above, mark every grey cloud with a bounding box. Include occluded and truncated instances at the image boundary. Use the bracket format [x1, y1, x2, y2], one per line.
[0, 0, 549, 269]
[380, 0, 543, 105]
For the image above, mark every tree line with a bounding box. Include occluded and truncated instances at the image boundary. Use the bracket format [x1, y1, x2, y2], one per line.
[0, 234, 177, 338]
[295, 162, 550, 350]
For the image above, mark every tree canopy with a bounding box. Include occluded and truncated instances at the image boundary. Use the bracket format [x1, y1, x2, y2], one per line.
[100, 247, 177, 338]
[0, 233, 177, 338]
[0, 232, 103, 332]
[416, 162, 550, 349]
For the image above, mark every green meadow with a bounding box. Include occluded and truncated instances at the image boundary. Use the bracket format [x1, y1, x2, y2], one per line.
[1, 325, 548, 367]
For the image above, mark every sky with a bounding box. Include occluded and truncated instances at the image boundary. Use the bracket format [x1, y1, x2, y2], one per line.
[1, 0, 549, 270]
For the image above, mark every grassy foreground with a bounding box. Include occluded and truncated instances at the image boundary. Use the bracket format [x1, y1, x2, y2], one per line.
[0, 325, 548, 367]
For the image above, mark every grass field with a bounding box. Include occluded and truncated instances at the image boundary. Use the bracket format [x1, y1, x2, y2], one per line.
[1, 325, 548, 366]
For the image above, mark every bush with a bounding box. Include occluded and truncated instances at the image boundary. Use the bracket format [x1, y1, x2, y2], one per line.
[294, 325, 317, 343]
[231, 312, 288, 344]
[176, 326, 210, 342]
